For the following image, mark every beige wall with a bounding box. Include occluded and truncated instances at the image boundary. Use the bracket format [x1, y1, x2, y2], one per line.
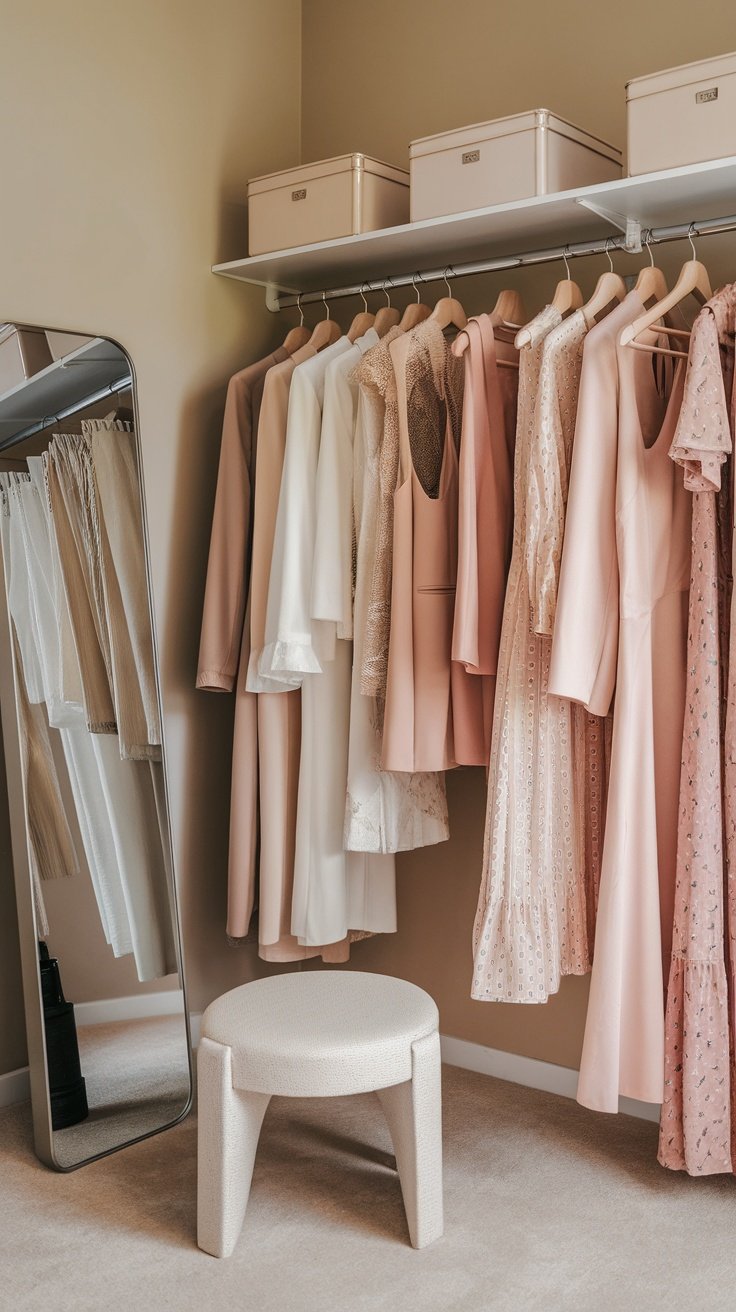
[301, 0, 736, 1070]
[302, 0, 736, 167]
[0, 0, 302, 1076]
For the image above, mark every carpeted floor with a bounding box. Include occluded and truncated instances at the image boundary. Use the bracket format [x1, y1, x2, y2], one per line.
[53, 1015, 191, 1168]
[1, 1063, 735, 1312]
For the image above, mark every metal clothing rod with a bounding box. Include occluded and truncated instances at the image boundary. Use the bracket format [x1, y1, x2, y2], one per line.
[0, 373, 133, 451]
[270, 212, 736, 310]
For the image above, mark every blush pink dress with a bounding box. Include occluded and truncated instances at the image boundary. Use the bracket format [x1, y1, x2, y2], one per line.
[381, 319, 487, 772]
[552, 296, 690, 1111]
[451, 315, 518, 763]
[659, 286, 736, 1175]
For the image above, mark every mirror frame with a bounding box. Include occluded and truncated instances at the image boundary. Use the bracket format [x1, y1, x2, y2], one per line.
[0, 327, 192, 1171]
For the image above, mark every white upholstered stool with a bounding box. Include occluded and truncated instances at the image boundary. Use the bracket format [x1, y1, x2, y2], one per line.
[196, 970, 443, 1257]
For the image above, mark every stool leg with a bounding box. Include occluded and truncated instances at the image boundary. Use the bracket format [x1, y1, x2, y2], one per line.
[197, 1036, 271, 1258]
[376, 1029, 443, 1249]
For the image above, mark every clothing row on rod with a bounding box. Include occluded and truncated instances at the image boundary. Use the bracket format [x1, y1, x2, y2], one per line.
[471, 242, 736, 1180]
[198, 231, 736, 1178]
[0, 417, 176, 981]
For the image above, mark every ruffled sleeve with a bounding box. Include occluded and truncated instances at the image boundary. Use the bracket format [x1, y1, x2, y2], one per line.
[670, 307, 732, 492]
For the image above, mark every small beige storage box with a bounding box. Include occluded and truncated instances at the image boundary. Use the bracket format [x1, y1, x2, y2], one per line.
[627, 52, 736, 176]
[409, 110, 622, 221]
[0, 324, 53, 395]
[247, 154, 410, 256]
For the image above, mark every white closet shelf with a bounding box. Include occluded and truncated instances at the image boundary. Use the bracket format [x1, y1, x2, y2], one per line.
[0, 337, 131, 448]
[212, 155, 736, 307]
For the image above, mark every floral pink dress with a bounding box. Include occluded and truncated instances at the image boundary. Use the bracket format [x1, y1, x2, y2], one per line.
[660, 285, 736, 1175]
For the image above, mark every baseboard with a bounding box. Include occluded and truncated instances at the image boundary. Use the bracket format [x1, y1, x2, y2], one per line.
[189, 1019, 659, 1122]
[1, 1015, 659, 1123]
[74, 989, 185, 1027]
[0, 1065, 30, 1109]
[439, 1034, 660, 1123]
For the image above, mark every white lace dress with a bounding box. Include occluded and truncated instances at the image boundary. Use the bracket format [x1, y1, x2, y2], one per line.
[472, 306, 605, 1003]
[344, 330, 449, 854]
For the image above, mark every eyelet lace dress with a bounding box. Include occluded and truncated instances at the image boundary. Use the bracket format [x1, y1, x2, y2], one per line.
[473, 306, 607, 1003]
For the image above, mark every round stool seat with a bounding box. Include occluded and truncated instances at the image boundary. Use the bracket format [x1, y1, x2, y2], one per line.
[201, 970, 439, 1098]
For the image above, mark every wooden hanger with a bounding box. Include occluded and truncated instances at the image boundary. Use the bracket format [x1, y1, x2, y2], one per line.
[581, 243, 626, 328]
[581, 271, 626, 328]
[281, 293, 311, 353]
[452, 301, 520, 370]
[492, 290, 525, 367]
[551, 249, 583, 317]
[634, 232, 669, 308]
[373, 279, 401, 337]
[551, 278, 584, 316]
[347, 284, 376, 343]
[308, 291, 342, 351]
[399, 272, 432, 331]
[516, 250, 582, 348]
[430, 268, 468, 332]
[491, 288, 526, 329]
[621, 228, 712, 353]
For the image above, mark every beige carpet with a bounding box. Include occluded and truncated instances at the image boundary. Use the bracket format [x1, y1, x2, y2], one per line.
[53, 1015, 191, 1168]
[1, 1063, 735, 1312]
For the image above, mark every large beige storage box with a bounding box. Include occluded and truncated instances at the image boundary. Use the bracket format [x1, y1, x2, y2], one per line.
[0, 324, 53, 395]
[247, 154, 410, 256]
[409, 110, 622, 221]
[627, 52, 736, 176]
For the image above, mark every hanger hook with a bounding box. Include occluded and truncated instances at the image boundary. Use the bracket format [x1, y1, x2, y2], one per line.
[604, 237, 614, 274]
[322, 289, 330, 321]
[442, 266, 453, 298]
[644, 229, 655, 267]
[297, 291, 304, 328]
[382, 277, 393, 307]
[359, 282, 368, 313]
[687, 222, 698, 260]
[562, 246, 571, 281]
[411, 271, 421, 303]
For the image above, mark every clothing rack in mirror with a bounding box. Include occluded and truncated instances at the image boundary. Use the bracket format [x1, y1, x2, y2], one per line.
[0, 336, 132, 451]
[0, 374, 133, 451]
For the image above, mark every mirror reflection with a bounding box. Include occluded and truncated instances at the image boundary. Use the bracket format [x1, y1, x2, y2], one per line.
[0, 325, 190, 1169]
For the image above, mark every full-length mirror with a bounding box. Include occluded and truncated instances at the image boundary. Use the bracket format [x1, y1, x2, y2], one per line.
[0, 324, 191, 1169]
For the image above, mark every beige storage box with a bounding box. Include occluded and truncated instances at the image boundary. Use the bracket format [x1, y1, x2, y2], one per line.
[45, 330, 94, 361]
[0, 324, 53, 395]
[247, 153, 410, 255]
[627, 52, 736, 176]
[409, 110, 622, 221]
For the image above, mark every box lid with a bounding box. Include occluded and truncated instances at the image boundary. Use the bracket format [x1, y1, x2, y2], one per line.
[627, 50, 736, 100]
[409, 109, 622, 163]
[248, 153, 409, 196]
